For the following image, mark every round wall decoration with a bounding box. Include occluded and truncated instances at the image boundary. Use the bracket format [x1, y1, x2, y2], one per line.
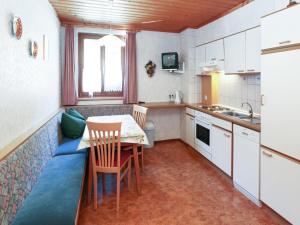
[12, 16, 23, 39]
[145, 60, 156, 77]
[31, 41, 38, 58]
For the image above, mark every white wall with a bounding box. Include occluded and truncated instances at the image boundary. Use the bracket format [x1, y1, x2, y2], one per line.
[136, 31, 181, 102]
[0, 0, 61, 151]
[180, 29, 199, 104]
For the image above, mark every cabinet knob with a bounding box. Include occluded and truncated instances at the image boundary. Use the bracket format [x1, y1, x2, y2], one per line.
[242, 132, 248, 136]
[224, 133, 231, 138]
[262, 151, 273, 158]
[261, 95, 265, 106]
[279, 40, 291, 45]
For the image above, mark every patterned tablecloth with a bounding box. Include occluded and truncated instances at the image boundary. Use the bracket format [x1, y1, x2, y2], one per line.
[77, 114, 149, 150]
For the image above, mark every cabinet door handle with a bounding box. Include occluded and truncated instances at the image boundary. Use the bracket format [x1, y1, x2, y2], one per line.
[237, 70, 244, 73]
[242, 132, 248, 136]
[211, 57, 216, 61]
[262, 151, 273, 158]
[224, 133, 231, 138]
[279, 40, 291, 45]
[261, 95, 265, 106]
[247, 69, 255, 72]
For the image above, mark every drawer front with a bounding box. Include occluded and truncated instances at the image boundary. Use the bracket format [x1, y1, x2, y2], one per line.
[186, 107, 195, 116]
[211, 116, 232, 131]
[234, 125, 259, 143]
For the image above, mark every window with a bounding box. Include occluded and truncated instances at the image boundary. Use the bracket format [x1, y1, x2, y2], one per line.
[78, 33, 125, 98]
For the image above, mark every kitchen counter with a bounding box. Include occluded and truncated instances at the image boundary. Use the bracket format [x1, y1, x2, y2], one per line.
[187, 103, 261, 132]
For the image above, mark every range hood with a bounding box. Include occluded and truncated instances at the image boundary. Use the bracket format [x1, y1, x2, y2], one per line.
[197, 60, 224, 75]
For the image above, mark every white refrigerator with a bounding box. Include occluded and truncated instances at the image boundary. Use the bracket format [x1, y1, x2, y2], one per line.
[261, 46, 300, 225]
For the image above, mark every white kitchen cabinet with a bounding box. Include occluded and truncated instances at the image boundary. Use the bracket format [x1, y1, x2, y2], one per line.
[224, 32, 246, 74]
[206, 39, 224, 64]
[211, 125, 232, 176]
[261, 147, 300, 225]
[261, 49, 300, 160]
[261, 4, 300, 50]
[245, 27, 261, 73]
[233, 125, 260, 205]
[185, 109, 195, 148]
[195, 45, 206, 75]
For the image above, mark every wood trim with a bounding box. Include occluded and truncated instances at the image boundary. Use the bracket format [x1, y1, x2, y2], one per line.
[75, 155, 87, 225]
[262, 43, 300, 55]
[261, 145, 300, 164]
[0, 108, 63, 161]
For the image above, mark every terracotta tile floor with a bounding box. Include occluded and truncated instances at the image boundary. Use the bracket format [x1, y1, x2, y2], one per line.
[78, 140, 290, 225]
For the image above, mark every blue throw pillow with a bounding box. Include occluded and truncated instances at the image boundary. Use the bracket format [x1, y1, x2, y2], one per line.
[67, 108, 86, 121]
[61, 113, 86, 139]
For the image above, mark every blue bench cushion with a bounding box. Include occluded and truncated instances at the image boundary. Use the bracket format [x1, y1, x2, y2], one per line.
[53, 137, 87, 156]
[12, 153, 86, 225]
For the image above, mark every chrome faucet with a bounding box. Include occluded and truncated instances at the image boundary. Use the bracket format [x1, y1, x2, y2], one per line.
[242, 102, 254, 118]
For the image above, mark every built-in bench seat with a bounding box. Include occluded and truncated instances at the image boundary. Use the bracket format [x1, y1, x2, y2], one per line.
[53, 137, 87, 157]
[0, 105, 132, 225]
[12, 153, 86, 225]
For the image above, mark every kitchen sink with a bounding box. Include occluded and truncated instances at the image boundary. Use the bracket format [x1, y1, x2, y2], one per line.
[241, 117, 261, 125]
[220, 111, 250, 119]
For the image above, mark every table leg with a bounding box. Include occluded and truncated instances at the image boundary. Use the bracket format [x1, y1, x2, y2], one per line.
[133, 143, 141, 195]
[87, 152, 92, 205]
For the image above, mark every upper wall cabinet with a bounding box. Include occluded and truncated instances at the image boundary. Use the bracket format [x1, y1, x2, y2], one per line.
[245, 27, 261, 73]
[224, 27, 260, 74]
[195, 45, 206, 75]
[261, 4, 300, 50]
[224, 32, 246, 74]
[205, 39, 224, 64]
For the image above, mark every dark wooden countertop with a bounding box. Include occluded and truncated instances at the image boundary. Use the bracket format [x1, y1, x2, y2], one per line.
[139, 102, 261, 132]
[187, 103, 261, 132]
[140, 102, 186, 109]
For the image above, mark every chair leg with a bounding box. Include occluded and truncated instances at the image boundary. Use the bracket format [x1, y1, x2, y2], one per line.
[87, 154, 93, 205]
[93, 172, 98, 210]
[141, 146, 144, 172]
[116, 172, 120, 212]
[128, 158, 131, 190]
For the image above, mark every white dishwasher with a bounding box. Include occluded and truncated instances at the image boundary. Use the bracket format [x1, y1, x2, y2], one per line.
[233, 125, 261, 206]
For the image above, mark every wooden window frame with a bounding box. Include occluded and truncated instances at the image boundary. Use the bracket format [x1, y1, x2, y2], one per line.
[78, 33, 125, 98]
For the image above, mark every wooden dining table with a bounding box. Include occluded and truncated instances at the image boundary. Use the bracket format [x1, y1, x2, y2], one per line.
[77, 114, 149, 199]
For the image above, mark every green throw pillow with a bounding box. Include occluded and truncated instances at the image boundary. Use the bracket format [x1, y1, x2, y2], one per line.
[67, 108, 86, 121]
[61, 113, 86, 139]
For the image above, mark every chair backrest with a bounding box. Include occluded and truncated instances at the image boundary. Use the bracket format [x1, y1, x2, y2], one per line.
[87, 122, 122, 169]
[132, 105, 148, 129]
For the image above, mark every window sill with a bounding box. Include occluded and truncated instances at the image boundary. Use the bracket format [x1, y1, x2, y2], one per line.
[78, 96, 123, 101]
[77, 97, 124, 105]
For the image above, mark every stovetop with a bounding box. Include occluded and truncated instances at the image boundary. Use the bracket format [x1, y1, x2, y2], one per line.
[198, 105, 230, 112]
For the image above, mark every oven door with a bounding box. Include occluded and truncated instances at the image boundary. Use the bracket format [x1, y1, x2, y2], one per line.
[195, 119, 211, 153]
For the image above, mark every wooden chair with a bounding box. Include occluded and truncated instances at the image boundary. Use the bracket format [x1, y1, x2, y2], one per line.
[87, 122, 131, 212]
[131, 105, 148, 170]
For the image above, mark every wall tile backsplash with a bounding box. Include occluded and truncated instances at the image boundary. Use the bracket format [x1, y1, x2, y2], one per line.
[219, 73, 261, 114]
